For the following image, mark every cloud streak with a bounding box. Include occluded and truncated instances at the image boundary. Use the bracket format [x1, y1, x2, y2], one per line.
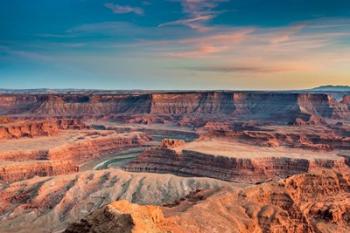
[104, 3, 143, 15]
[183, 64, 309, 73]
[160, 0, 226, 31]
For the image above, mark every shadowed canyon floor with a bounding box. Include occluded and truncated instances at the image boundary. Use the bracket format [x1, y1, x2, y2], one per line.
[0, 91, 349, 232]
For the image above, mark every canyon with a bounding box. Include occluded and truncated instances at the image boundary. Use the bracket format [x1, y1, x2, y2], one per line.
[0, 90, 349, 232]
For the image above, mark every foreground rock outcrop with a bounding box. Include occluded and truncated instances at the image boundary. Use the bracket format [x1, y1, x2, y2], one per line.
[0, 169, 230, 233]
[64, 169, 350, 233]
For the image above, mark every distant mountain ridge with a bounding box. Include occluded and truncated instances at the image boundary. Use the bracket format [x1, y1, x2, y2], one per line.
[0, 86, 349, 94]
[310, 85, 350, 92]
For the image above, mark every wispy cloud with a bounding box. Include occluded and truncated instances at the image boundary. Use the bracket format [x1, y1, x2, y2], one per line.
[269, 24, 305, 44]
[104, 3, 144, 15]
[184, 63, 311, 73]
[159, 15, 213, 31]
[160, 0, 226, 31]
[166, 28, 254, 57]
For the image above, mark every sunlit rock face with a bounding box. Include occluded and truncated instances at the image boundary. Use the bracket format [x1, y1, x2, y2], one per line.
[0, 119, 86, 140]
[63, 170, 350, 233]
[0, 170, 230, 233]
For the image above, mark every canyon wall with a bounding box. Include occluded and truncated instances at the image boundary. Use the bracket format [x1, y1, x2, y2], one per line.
[48, 132, 150, 163]
[0, 119, 86, 140]
[1, 92, 349, 123]
[0, 132, 150, 182]
[200, 123, 350, 151]
[0, 161, 78, 183]
[124, 147, 348, 183]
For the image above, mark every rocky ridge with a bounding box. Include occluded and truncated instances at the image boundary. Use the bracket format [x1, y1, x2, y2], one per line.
[0, 169, 230, 233]
[63, 169, 350, 233]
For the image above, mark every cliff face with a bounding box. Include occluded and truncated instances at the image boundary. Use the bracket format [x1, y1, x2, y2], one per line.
[0, 161, 78, 183]
[1, 92, 349, 123]
[150, 92, 236, 115]
[201, 123, 350, 151]
[63, 170, 350, 233]
[0, 131, 150, 182]
[124, 148, 348, 183]
[33, 95, 152, 116]
[48, 132, 151, 163]
[0, 119, 86, 140]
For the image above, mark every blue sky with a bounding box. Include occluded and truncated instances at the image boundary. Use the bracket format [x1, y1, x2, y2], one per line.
[1, 0, 350, 90]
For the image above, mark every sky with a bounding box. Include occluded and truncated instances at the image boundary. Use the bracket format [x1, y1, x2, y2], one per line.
[1, 0, 350, 90]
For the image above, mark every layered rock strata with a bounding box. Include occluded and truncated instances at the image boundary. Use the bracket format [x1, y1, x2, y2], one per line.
[0, 119, 86, 140]
[0, 160, 78, 183]
[201, 122, 350, 151]
[124, 147, 348, 183]
[47, 132, 150, 163]
[0, 131, 150, 182]
[1, 93, 349, 123]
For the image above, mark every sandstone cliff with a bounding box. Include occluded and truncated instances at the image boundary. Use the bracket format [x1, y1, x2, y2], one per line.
[201, 121, 350, 151]
[47, 132, 150, 163]
[1, 92, 349, 123]
[124, 147, 348, 183]
[0, 131, 150, 182]
[0, 160, 78, 183]
[0, 119, 86, 140]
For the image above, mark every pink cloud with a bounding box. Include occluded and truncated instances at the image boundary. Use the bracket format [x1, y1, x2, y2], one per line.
[168, 44, 227, 58]
[184, 62, 314, 73]
[269, 24, 305, 44]
[166, 29, 254, 58]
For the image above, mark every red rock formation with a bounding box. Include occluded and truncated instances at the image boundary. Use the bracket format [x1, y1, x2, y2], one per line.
[1, 92, 349, 123]
[201, 122, 350, 151]
[48, 132, 151, 163]
[0, 119, 87, 140]
[124, 147, 348, 183]
[160, 139, 186, 149]
[0, 161, 78, 183]
[0, 130, 150, 182]
[342, 95, 350, 105]
[0, 150, 49, 161]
